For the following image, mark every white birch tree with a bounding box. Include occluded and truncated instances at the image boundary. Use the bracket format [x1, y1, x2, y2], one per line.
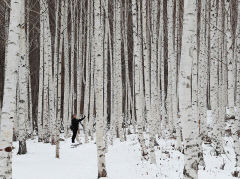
[0, 0, 23, 177]
[132, 0, 148, 159]
[17, 0, 28, 154]
[180, 0, 199, 178]
[94, 0, 107, 177]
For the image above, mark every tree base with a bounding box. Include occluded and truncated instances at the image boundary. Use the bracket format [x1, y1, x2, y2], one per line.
[98, 169, 107, 178]
[17, 140, 27, 155]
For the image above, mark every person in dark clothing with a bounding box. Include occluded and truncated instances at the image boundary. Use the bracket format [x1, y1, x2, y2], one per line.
[71, 114, 86, 143]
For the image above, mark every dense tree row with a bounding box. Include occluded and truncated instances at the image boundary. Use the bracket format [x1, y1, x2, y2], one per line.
[0, 0, 239, 179]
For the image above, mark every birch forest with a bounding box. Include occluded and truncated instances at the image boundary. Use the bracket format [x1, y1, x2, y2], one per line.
[0, 0, 240, 179]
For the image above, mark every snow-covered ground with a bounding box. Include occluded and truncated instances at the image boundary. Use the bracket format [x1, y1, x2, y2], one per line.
[13, 134, 236, 179]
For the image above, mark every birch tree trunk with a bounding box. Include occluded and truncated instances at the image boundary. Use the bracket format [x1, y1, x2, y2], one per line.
[180, 0, 199, 178]
[77, 1, 83, 118]
[210, 0, 224, 155]
[83, 0, 92, 143]
[68, 0, 76, 136]
[38, 0, 44, 142]
[132, 0, 148, 159]
[149, 0, 158, 164]
[232, 0, 240, 170]
[198, 0, 208, 140]
[114, 0, 124, 142]
[63, 0, 70, 138]
[26, 0, 33, 139]
[52, 0, 60, 145]
[227, 1, 235, 117]
[142, 0, 151, 139]
[0, 0, 23, 177]
[17, 0, 28, 154]
[56, 0, 64, 158]
[95, 0, 107, 177]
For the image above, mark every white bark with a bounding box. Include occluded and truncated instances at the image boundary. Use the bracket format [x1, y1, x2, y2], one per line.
[41, 0, 52, 143]
[132, 0, 148, 159]
[149, 0, 158, 164]
[26, 0, 33, 139]
[52, 0, 60, 145]
[17, 0, 28, 154]
[210, 0, 224, 155]
[173, 0, 181, 150]
[94, 0, 107, 177]
[232, 0, 240, 168]
[180, 1, 199, 178]
[83, 0, 92, 143]
[68, 0, 76, 135]
[77, 1, 83, 117]
[114, 0, 124, 142]
[198, 0, 208, 139]
[38, 0, 44, 142]
[227, 2, 235, 117]
[166, 0, 174, 136]
[0, 0, 23, 177]
[56, 0, 65, 158]
[63, 0, 70, 138]
[142, 0, 151, 138]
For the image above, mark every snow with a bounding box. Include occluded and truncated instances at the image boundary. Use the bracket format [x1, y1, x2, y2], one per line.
[13, 134, 236, 179]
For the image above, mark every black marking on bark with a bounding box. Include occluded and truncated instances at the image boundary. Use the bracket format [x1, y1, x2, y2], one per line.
[5, 146, 12, 152]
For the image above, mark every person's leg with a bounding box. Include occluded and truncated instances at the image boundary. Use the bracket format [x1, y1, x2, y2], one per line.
[72, 129, 77, 143]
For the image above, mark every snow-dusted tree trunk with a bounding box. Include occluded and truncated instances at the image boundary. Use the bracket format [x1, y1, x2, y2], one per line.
[160, 0, 168, 138]
[56, 0, 65, 158]
[63, 0, 70, 138]
[17, 0, 28, 154]
[210, 0, 224, 155]
[171, 0, 181, 150]
[166, 0, 174, 136]
[227, 2, 235, 117]
[198, 0, 208, 139]
[232, 0, 240, 169]
[0, 0, 23, 177]
[103, 0, 109, 149]
[38, 0, 44, 142]
[142, 0, 151, 138]
[83, 0, 92, 143]
[114, 0, 124, 142]
[68, 0, 76, 135]
[180, 0, 199, 178]
[157, 0, 164, 138]
[89, 2, 95, 140]
[94, 0, 107, 177]
[26, 0, 33, 139]
[52, 0, 60, 145]
[196, 0, 207, 167]
[132, 0, 148, 158]
[123, 0, 131, 135]
[89, 57, 95, 141]
[149, 0, 159, 164]
[77, 1, 83, 118]
[41, 0, 52, 143]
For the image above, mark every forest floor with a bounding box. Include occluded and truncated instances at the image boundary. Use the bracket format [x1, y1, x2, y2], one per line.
[13, 131, 236, 179]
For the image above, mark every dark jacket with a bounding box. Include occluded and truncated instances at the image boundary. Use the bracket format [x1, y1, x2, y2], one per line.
[71, 116, 85, 130]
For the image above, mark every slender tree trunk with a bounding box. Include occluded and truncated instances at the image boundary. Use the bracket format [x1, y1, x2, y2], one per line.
[232, 0, 240, 170]
[56, 0, 64, 158]
[63, 0, 70, 138]
[95, 0, 107, 177]
[180, 1, 199, 178]
[0, 0, 23, 177]
[210, 0, 224, 155]
[132, 0, 148, 159]
[114, 0, 124, 142]
[17, 0, 28, 154]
